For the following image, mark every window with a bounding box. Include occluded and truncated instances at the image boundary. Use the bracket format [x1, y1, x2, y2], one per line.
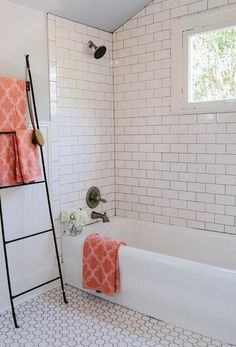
[190, 26, 236, 103]
[172, 7, 236, 114]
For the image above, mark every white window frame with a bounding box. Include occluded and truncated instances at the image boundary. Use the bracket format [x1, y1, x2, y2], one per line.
[172, 6, 236, 114]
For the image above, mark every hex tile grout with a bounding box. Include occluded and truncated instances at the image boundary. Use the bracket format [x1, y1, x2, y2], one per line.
[0, 285, 234, 347]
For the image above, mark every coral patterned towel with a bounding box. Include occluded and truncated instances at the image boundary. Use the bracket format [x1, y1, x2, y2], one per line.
[83, 234, 125, 296]
[15, 129, 42, 183]
[0, 77, 27, 131]
[0, 134, 22, 186]
[0, 76, 42, 186]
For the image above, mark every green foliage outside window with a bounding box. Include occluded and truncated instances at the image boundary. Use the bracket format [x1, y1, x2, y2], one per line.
[191, 26, 236, 102]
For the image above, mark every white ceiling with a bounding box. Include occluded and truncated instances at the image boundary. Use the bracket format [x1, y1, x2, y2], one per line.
[7, 0, 153, 32]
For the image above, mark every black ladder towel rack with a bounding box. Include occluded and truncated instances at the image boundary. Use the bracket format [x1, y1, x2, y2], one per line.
[0, 55, 68, 328]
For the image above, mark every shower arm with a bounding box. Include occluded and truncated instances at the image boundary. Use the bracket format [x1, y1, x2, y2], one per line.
[88, 40, 97, 50]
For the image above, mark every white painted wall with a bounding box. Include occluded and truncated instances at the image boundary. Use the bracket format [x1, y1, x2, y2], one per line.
[0, 1, 55, 312]
[0, 0, 50, 121]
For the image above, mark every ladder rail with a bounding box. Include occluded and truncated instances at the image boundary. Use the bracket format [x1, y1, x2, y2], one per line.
[5, 228, 53, 244]
[12, 277, 61, 299]
[0, 55, 68, 328]
[0, 180, 45, 190]
[0, 196, 19, 328]
[26, 54, 68, 306]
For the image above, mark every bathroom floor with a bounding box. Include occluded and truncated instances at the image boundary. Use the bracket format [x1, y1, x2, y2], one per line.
[0, 285, 233, 347]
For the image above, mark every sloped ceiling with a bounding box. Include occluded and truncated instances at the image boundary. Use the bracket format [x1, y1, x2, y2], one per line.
[7, 0, 153, 32]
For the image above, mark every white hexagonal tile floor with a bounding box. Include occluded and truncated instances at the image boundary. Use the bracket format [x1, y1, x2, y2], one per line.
[0, 285, 234, 347]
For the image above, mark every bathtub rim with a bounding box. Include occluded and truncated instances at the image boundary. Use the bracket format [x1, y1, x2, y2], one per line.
[64, 216, 236, 274]
[83, 215, 236, 242]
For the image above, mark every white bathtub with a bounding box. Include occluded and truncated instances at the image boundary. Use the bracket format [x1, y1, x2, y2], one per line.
[62, 216, 236, 345]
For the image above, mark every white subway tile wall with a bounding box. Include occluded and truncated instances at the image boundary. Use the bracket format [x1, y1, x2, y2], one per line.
[113, 0, 236, 234]
[48, 1, 236, 236]
[48, 14, 115, 234]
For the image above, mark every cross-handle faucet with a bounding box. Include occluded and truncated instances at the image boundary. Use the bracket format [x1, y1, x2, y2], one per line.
[91, 211, 110, 223]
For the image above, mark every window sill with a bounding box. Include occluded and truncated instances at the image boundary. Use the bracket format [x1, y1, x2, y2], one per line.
[172, 100, 236, 115]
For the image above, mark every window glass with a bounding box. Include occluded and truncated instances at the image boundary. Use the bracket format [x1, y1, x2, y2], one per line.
[189, 26, 236, 103]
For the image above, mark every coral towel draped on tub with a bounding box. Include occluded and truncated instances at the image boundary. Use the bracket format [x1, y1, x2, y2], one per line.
[83, 234, 125, 296]
[0, 76, 42, 186]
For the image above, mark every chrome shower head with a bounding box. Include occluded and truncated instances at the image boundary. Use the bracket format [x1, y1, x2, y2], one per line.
[88, 40, 107, 59]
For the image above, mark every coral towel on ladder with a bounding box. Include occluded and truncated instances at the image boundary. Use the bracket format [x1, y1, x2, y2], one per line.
[0, 134, 22, 186]
[0, 77, 27, 131]
[0, 76, 42, 187]
[15, 129, 42, 183]
[83, 234, 125, 296]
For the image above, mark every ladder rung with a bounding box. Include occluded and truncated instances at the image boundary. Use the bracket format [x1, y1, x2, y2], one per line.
[0, 131, 15, 135]
[0, 181, 45, 190]
[12, 277, 61, 299]
[5, 229, 53, 244]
